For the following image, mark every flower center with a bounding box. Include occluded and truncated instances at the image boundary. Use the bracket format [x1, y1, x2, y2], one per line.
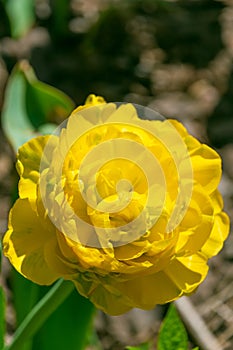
[87, 190, 146, 229]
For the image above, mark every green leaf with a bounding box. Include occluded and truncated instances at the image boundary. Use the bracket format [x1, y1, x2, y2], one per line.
[2, 63, 36, 152]
[2, 60, 75, 152]
[0, 286, 6, 349]
[9, 273, 95, 350]
[23, 63, 75, 128]
[6, 279, 74, 350]
[157, 304, 189, 350]
[126, 344, 150, 350]
[32, 288, 95, 350]
[3, 0, 35, 38]
[11, 271, 95, 350]
[11, 270, 40, 350]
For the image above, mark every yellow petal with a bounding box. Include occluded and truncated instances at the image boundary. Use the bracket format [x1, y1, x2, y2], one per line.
[191, 144, 222, 194]
[17, 135, 58, 200]
[104, 253, 208, 312]
[104, 270, 182, 310]
[167, 119, 189, 138]
[73, 278, 131, 315]
[164, 254, 208, 294]
[176, 185, 214, 254]
[71, 94, 106, 114]
[3, 199, 59, 285]
[114, 241, 150, 261]
[44, 237, 79, 278]
[177, 218, 213, 256]
[184, 134, 201, 151]
[201, 212, 230, 258]
[210, 189, 224, 214]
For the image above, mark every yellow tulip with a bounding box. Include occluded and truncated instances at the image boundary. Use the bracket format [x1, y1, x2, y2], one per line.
[3, 95, 229, 315]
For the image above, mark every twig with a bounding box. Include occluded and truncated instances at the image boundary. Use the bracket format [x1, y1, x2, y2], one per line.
[196, 281, 233, 317]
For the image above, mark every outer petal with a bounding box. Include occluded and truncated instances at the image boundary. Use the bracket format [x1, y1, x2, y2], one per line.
[3, 198, 59, 285]
[16, 135, 58, 201]
[73, 278, 131, 315]
[106, 270, 182, 310]
[169, 119, 222, 193]
[71, 94, 106, 114]
[175, 184, 214, 255]
[210, 189, 224, 213]
[167, 119, 189, 138]
[93, 253, 209, 314]
[44, 235, 80, 278]
[164, 254, 208, 294]
[201, 212, 230, 258]
[79, 268, 183, 314]
[190, 144, 222, 194]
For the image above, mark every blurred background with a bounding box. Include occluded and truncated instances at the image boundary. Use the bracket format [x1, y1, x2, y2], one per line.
[0, 0, 233, 349]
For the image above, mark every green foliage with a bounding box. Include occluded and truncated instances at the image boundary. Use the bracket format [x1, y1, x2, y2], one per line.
[0, 286, 5, 349]
[32, 287, 95, 350]
[8, 275, 95, 350]
[126, 344, 150, 350]
[0, 240, 5, 349]
[23, 62, 75, 128]
[88, 329, 103, 350]
[49, 0, 70, 38]
[11, 271, 40, 350]
[157, 304, 188, 350]
[3, 0, 35, 38]
[2, 61, 75, 153]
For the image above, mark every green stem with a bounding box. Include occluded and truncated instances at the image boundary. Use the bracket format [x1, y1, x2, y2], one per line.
[4, 279, 75, 350]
